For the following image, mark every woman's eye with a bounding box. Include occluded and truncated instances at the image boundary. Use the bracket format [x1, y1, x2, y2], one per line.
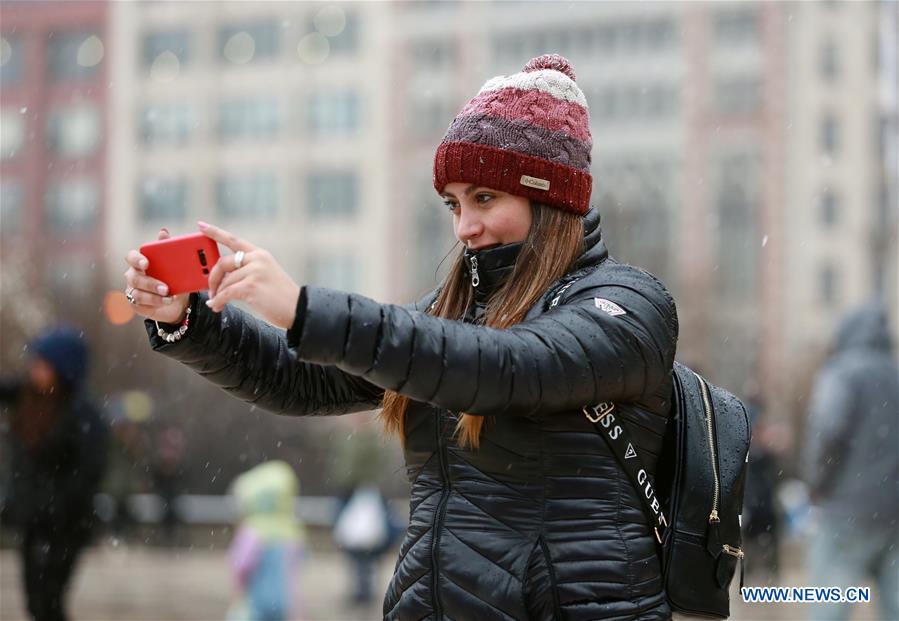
[444, 201, 458, 212]
[476, 193, 494, 204]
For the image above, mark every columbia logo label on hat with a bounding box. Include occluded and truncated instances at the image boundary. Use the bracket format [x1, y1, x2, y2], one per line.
[520, 175, 550, 191]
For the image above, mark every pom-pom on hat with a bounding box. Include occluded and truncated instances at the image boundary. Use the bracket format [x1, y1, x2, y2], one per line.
[433, 54, 592, 215]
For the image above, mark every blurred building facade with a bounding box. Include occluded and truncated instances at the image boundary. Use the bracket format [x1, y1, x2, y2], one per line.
[2, 1, 893, 426]
[106, 2, 394, 301]
[0, 1, 109, 339]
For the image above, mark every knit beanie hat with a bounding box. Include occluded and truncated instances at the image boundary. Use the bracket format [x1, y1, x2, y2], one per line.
[433, 54, 592, 215]
[30, 325, 89, 390]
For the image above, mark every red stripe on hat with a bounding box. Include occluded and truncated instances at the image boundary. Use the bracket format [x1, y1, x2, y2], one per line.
[433, 141, 592, 215]
[459, 88, 591, 143]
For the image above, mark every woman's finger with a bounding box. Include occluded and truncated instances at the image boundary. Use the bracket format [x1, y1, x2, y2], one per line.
[197, 221, 254, 253]
[207, 250, 254, 298]
[126, 288, 177, 307]
[206, 281, 249, 313]
[210, 264, 247, 300]
[125, 249, 149, 272]
[125, 269, 172, 297]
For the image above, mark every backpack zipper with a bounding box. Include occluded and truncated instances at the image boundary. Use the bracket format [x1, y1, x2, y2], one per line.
[722, 544, 744, 558]
[695, 372, 721, 523]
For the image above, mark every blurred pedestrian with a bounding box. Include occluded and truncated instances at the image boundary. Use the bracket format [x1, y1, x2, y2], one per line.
[802, 300, 899, 621]
[126, 55, 679, 619]
[0, 326, 109, 621]
[333, 484, 396, 607]
[151, 420, 186, 545]
[331, 427, 399, 607]
[227, 460, 306, 621]
[103, 400, 151, 541]
[742, 397, 782, 583]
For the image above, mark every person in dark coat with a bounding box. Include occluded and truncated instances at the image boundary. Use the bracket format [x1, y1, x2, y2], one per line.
[802, 301, 898, 621]
[125, 55, 678, 620]
[0, 326, 109, 621]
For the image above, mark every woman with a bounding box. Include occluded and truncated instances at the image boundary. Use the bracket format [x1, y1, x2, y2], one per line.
[124, 55, 678, 620]
[1, 327, 109, 621]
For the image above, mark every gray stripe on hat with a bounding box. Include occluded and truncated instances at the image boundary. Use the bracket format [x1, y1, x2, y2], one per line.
[443, 113, 591, 171]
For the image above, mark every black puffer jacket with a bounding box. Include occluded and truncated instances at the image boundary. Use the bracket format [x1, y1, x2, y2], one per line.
[146, 209, 678, 620]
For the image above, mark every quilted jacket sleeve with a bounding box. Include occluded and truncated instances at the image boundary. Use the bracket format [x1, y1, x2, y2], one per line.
[145, 292, 384, 416]
[289, 268, 677, 417]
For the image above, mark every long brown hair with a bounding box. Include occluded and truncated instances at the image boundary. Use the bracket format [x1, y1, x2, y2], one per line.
[380, 202, 585, 448]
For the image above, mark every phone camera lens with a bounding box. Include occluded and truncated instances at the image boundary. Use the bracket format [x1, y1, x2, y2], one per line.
[198, 249, 208, 266]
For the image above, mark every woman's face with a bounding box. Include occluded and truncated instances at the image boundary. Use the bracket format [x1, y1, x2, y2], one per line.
[441, 183, 532, 251]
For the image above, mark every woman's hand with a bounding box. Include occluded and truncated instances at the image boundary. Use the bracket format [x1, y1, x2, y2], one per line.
[199, 221, 301, 330]
[124, 228, 191, 324]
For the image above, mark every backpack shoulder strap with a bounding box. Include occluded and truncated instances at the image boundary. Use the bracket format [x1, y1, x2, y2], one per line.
[583, 403, 670, 544]
[549, 272, 671, 543]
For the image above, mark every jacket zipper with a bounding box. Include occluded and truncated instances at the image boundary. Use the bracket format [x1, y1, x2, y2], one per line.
[695, 372, 721, 524]
[431, 410, 451, 618]
[470, 256, 480, 288]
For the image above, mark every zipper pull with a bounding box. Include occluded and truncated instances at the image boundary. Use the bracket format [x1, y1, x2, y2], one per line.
[470, 256, 480, 288]
[709, 509, 720, 523]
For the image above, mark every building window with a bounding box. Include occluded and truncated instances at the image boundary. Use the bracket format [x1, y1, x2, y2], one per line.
[219, 20, 279, 65]
[819, 190, 839, 227]
[307, 172, 357, 219]
[0, 180, 23, 237]
[713, 10, 759, 47]
[307, 252, 355, 291]
[215, 174, 278, 220]
[714, 76, 761, 116]
[216, 98, 281, 141]
[47, 30, 104, 81]
[410, 99, 454, 137]
[591, 84, 679, 122]
[45, 178, 99, 233]
[141, 103, 194, 146]
[47, 105, 102, 158]
[411, 39, 456, 71]
[0, 35, 24, 86]
[307, 92, 359, 138]
[819, 264, 837, 304]
[142, 30, 190, 69]
[140, 177, 187, 222]
[44, 261, 95, 303]
[311, 10, 358, 55]
[714, 152, 759, 298]
[819, 40, 839, 81]
[645, 19, 678, 51]
[414, 184, 454, 291]
[0, 108, 25, 160]
[821, 115, 839, 155]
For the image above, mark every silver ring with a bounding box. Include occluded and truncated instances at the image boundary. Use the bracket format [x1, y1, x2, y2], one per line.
[126, 288, 137, 305]
[233, 250, 245, 270]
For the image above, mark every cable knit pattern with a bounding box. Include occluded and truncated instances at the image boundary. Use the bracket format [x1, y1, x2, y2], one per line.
[460, 88, 592, 142]
[434, 54, 593, 215]
[444, 114, 591, 171]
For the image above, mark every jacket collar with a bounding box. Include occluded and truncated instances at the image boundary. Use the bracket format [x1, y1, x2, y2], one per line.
[463, 241, 523, 305]
[575, 208, 608, 270]
[461, 208, 607, 304]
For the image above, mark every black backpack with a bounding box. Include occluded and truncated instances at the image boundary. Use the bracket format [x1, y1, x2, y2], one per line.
[583, 362, 751, 618]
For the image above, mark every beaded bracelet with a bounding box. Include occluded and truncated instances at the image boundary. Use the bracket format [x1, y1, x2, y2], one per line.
[155, 305, 191, 343]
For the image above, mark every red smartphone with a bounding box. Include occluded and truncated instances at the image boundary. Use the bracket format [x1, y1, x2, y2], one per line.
[140, 232, 221, 295]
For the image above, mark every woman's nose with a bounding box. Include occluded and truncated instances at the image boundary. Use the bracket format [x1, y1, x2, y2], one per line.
[456, 210, 483, 244]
